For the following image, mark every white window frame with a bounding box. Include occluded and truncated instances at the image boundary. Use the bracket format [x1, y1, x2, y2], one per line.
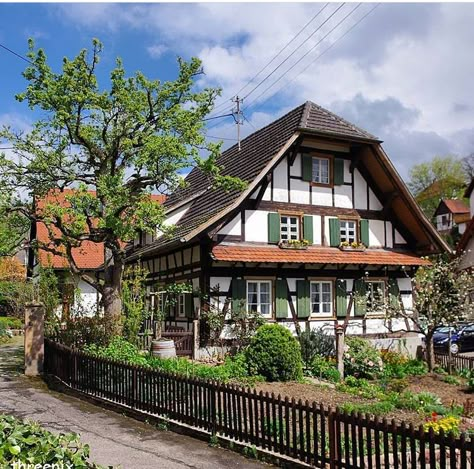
[310, 281, 333, 317]
[365, 280, 386, 315]
[280, 214, 300, 241]
[311, 157, 330, 185]
[246, 280, 272, 318]
[340, 219, 357, 243]
[176, 293, 186, 318]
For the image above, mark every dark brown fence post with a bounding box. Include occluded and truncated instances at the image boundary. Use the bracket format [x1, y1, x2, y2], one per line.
[328, 407, 337, 469]
[210, 381, 217, 436]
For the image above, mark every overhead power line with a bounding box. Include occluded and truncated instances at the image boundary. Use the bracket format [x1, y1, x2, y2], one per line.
[242, 3, 346, 101]
[0, 43, 33, 64]
[244, 3, 363, 111]
[208, 3, 330, 117]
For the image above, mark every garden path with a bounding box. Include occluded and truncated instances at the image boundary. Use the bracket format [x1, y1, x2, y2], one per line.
[0, 338, 267, 469]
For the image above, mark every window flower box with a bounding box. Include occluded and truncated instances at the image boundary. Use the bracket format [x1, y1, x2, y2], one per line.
[339, 241, 366, 252]
[278, 239, 309, 250]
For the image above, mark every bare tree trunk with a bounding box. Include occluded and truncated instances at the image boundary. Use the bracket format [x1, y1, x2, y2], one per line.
[426, 329, 435, 372]
[102, 249, 124, 338]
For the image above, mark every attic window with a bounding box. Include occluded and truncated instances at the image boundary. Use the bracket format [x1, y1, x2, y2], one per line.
[311, 157, 330, 185]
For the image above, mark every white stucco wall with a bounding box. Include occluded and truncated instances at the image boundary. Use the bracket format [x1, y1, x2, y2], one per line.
[245, 210, 270, 242]
[272, 158, 289, 202]
[353, 169, 367, 210]
[218, 214, 241, 236]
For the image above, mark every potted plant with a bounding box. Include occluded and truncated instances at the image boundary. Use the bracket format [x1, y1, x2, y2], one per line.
[279, 239, 310, 250]
[339, 241, 366, 252]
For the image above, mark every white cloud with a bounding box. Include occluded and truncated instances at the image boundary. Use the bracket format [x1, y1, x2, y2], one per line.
[47, 3, 474, 175]
[147, 44, 168, 59]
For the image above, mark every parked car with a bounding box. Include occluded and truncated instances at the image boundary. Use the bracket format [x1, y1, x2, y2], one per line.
[433, 324, 474, 354]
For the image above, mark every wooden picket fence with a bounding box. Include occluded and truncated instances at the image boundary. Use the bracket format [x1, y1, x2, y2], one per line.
[44, 339, 474, 468]
[435, 352, 474, 373]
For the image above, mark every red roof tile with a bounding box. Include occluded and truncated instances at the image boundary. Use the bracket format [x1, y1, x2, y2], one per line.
[443, 199, 470, 214]
[211, 245, 430, 266]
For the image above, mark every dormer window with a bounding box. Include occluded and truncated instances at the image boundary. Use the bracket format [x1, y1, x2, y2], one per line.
[311, 157, 330, 185]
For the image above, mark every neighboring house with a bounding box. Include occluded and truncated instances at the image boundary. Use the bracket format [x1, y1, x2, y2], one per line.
[29, 189, 105, 316]
[457, 178, 474, 273]
[30, 189, 166, 317]
[126, 101, 449, 345]
[433, 199, 470, 234]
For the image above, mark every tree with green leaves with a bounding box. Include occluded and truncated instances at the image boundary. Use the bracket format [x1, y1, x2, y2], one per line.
[408, 155, 468, 219]
[0, 39, 244, 337]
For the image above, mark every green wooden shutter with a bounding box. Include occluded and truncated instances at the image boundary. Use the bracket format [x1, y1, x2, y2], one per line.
[334, 158, 344, 185]
[360, 219, 369, 246]
[329, 218, 341, 247]
[302, 154, 313, 181]
[303, 215, 313, 244]
[268, 212, 280, 244]
[389, 278, 400, 309]
[185, 293, 194, 318]
[296, 280, 310, 319]
[275, 279, 288, 319]
[336, 280, 347, 318]
[354, 279, 367, 316]
[231, 279, 246, 312]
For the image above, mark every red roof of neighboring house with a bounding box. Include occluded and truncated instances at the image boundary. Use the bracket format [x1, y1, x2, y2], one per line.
[36, 189, 166, 270]
[211, 244, 430, 266]
[442, 199, 470, 214]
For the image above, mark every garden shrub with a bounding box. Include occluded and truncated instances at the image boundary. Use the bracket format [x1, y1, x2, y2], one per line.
[298, 329, 334, 367]
[0, 316, 22, 330]
[337, 376, 385, 400]
[385, 377, 409, 393]
[0, 414, 101, 467]
[467, 371, 474, 392]
[344, 337, 383, 379]
[245, 324, 303, 382]
[310, 356, 340, 382]
[394, 391, 446, 414]
[0, 322, 11, 344]
[442, 375, 460, 385]
[380, 350, 427, 379]
[341, 401, 395, 416]
[84, 337, 257, 383]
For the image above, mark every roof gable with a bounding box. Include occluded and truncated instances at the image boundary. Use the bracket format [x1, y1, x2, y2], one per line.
[434, 199, 470, 216]
[130, 101, 448, 259]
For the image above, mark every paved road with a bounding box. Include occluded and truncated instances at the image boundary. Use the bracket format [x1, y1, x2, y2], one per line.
[0, 338, 266, 468]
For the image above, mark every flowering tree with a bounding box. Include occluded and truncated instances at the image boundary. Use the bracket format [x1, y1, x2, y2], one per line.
[384, 256, 474, 371]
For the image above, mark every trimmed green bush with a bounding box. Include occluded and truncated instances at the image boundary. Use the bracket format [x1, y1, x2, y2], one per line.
[0, 414, 102, 467]
[344, 337, 383, 379]
[245, 324, 303, 382]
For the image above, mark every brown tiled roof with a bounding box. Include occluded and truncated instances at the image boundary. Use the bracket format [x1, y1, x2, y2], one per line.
[211, 244, 430, 266]
[443, 199, 469, 214]
[130, 101, 379, 259]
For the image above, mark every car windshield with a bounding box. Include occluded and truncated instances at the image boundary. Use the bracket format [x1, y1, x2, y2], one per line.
[435, 327, 456, 334]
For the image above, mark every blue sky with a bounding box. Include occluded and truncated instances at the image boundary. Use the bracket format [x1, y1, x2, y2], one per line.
[1, 3, 474, 180]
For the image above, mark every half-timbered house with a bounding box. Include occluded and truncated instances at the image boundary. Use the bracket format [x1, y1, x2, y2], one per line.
[126, 101, 449, 348]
